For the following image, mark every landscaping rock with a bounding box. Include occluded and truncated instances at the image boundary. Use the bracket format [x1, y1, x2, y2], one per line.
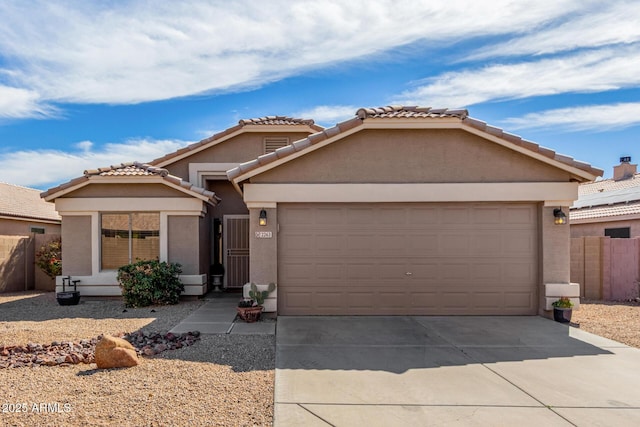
[0, 331, 201, 369]
[95, 335, 139, 369]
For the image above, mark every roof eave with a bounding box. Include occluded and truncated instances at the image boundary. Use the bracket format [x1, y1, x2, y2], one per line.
[152, 124, 322, 169]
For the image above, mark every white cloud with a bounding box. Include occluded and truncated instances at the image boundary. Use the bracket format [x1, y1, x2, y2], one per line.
[0, 85, 56, 119]
[0, 0, 583, 113]
[395, 45, 640, 107]
[0, 139, 187, 189]
[468, 2, 640, 59]
[503, 102, 640, 132]
[293, 105, 357, 126]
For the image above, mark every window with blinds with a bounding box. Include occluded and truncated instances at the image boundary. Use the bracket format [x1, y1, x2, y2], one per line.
[101, 213, 160, 270]
[264, 137, 290, 153]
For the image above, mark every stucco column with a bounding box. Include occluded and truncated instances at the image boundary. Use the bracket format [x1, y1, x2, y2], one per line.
[539, 204, 571, 315]
[249, 206, 278, 285]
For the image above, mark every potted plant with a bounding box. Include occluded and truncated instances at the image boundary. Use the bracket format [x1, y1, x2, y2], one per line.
[210, 263, 225, 293]
[237, 282, 276, 322]
[552, 297, 574, 323]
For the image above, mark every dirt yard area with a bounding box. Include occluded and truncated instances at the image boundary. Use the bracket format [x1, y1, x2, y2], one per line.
[572, 299, 640, 349]
[0, 292, 274, 427]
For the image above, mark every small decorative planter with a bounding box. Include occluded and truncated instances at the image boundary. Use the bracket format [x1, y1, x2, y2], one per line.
[57, 277, 81, 306]
[56, 291, 81, 306]
[552, 297, 574, 323]
[553, 307, 572, 323]
[236, 306, 263, 323]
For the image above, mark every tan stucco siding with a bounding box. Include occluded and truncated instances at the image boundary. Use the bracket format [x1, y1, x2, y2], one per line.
[62, 216, 92, 276]
[0, 218, 60, 236]
[252, 129, 572, 184]
[61, 183, 186, 198]
[208, 180, 248, 218]
[166, 132, 313, 179]
[199, 215, 210, 279]
[168, 216, 200, 275]
[571, 219, 640, 238]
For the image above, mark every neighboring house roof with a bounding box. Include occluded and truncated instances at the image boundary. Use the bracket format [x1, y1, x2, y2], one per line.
[228, 105, 603, 184]
[41, 162, 221, 205]
[151, 115, 324, 167]
[570, 173, 640, 221]
[0, 182, 61, 223]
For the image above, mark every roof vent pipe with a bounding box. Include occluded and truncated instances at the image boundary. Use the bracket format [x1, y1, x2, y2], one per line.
[613, 156, 637, 181]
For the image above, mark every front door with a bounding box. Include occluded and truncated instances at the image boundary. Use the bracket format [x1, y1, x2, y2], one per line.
[223, 215, 250, 288]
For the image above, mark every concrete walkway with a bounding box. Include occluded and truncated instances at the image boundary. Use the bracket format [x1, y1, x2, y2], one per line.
[169, 293, 275, 335]
[275, 316, 640, 426]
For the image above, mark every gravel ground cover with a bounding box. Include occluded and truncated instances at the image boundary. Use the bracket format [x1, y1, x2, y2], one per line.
[571, 299, 640, 349]
[0, 292, 275, 427]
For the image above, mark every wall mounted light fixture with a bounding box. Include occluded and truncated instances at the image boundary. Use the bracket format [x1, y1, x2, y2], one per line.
[553, 208, 567, 225]
[259, 209, 267, 226]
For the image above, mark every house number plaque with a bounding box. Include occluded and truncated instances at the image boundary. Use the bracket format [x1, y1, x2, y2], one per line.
[255, 231, 273, 239]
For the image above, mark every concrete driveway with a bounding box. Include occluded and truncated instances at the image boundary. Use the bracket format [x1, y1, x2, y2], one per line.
[274, 316, 640, 426]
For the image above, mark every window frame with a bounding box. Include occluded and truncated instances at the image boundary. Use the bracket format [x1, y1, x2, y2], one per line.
[604, 227, 630, 239]
[100, 212, 160, 270]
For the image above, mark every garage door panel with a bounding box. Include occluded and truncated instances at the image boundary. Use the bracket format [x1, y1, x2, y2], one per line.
[316, 234, 346, 252]
[505, 292, 534, 309]
[504, 206, 536, 224]
[316, 207, 344, 224]
[504, 262, 535, 281]
[278, 203, 538, 315]
[280, 233, 315, 252]
[470, 234, 501, 255]
[406, 262, 440, 279]
[504, 233, 536, 253]
[346, 263, 378, 280]
[473, 292, 503, 309]
[439, 234, 470, 255]
[408, 234, 440, 252]
[472, 263, 502, 280]
[407, 207, 440, 223]
[441, 263, 470, 280]
[473, 207, 502, 224]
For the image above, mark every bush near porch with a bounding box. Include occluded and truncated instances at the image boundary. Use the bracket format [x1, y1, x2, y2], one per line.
[117, 260, 183, 307]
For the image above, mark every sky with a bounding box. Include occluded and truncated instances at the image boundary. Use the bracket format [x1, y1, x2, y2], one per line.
[0, 0, 639, 190]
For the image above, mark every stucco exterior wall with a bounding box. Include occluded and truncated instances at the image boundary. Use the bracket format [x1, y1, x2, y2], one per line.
[61, 183, 186, 198]
[249, 207, 277, 285]
[165, 132, 313, 179]
[539, 205, 571, 315]
[168, 216, 200, 275]
[199, 215, 210, 282]
[252, 129, 572, 184]
[0, 218, 60, 236]
[61, 216, 92, 276]
[571, 218, 640, 238]
[208, 180, 249, 218]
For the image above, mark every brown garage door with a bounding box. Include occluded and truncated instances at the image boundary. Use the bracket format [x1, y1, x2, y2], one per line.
[278, 203, 538, 315]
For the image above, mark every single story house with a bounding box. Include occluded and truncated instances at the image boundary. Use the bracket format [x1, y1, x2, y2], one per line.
[42, 106, 602, 316]
[571, 157, 640, 238]
[0, 182, 61, 235]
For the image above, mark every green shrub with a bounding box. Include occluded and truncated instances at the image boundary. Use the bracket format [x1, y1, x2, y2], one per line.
[552, 297, 574, 309]
[35, 237, 62, 279]
[117, 260, 183, 307]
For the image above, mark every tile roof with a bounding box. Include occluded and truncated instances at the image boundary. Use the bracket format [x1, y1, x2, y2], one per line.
[239, 116, 319, 126]
[41, 162, 221, 205]
[570, 173, 640, 221]
[356, 105, 468, 119]
[577, 173, 640, 196]
[0, 182, 61, 222]
[570, 200, 640, 221]
[150, 115, 323, 166]
[84, 162, 169, 177]
[228, 105, 603, 182]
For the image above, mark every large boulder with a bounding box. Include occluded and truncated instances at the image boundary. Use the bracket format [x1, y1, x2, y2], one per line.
[94, 335, 139, 369]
